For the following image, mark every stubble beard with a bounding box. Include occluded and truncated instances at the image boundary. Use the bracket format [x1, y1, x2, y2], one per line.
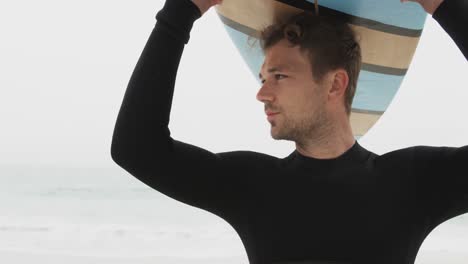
[270, 104, 330, 145]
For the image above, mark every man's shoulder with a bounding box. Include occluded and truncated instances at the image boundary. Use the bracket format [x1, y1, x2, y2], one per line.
[377, 144, 464, 164]
[216, 149, 288, 168]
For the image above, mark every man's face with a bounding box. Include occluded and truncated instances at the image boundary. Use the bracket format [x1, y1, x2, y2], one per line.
[257, 39, 330, 143]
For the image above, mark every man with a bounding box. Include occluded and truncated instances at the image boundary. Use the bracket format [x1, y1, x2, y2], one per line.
[110, 0, 467, 263]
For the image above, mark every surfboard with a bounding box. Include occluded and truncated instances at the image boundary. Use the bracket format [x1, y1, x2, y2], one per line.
[214, 0, 427, 138]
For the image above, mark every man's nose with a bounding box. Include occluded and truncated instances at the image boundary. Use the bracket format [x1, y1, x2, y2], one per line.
[256, 82, 275, 103]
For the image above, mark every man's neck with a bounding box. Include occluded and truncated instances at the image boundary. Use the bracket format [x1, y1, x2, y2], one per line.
[295, 119, 355, 160]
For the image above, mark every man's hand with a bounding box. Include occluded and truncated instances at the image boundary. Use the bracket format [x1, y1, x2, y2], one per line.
[191, 0, 223, 16]
[401, 0, 445, 15]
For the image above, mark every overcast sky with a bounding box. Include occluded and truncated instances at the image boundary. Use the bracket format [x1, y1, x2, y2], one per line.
[0, 0, 466, 169]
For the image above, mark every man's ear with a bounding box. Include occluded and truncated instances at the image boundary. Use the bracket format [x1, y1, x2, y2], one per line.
[328, 69, 349, 101]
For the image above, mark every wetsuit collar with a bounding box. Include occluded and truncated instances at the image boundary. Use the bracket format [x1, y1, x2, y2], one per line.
[291, 140, 370, 165]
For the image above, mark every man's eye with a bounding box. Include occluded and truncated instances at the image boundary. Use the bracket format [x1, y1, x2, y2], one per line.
[260, 75, 286, 84]
[275, 74, 286, 80]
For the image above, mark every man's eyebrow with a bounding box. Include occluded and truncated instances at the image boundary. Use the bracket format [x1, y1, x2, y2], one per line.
[258, 65, 291, 79]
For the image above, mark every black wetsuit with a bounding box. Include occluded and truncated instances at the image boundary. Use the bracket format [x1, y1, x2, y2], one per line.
[110, 0, 468, 263]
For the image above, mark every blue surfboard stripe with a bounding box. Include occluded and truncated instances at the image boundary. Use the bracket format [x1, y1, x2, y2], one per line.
[352, 70, 402, 112]
[275, 0, 426, 36]
[304, 0, 427, 30]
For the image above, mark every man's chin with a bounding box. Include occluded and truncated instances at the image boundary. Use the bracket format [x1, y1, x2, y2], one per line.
[270, 128, 288, 141]
[270, 128, 280, 140]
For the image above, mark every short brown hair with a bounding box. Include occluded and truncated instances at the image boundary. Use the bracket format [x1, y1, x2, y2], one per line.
[259, 11, 361, 115]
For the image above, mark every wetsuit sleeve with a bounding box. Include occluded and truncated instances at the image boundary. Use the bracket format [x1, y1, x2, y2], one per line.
[110, 0, 246, 218]
[432, 0, 468, 59]
[413, 146, 468, 225]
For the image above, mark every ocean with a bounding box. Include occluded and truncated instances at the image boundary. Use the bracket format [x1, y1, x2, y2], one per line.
[0, 166, 247, 263]
[1, 166, 467, 263]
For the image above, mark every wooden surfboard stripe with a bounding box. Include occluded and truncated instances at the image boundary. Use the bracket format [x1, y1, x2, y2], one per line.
[350, 110, 382, 137]
[218, 14, 415, 75]
[218, 14, 410, 75]
[216, 0, 421, 74]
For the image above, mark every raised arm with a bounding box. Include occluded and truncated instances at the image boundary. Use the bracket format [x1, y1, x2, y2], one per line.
[403, 0, 468, 59]
[412, 145, 468, 225]
[110, 0, 246, 218]
[433, 0, 468, 59]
